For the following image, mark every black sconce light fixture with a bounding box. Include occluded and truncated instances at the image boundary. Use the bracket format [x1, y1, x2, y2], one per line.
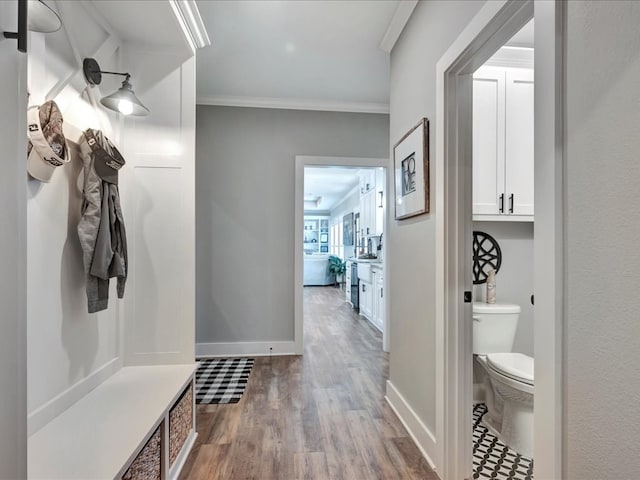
[83, 58, 150, 116]
[3, 0, 62, 53]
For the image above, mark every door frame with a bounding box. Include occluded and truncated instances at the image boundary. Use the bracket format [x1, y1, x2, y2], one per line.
[435, 1, 565, 479]
[294, 155, 389, 354]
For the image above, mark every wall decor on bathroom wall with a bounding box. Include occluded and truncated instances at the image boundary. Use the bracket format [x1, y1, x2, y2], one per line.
[472, 230, 502, 284]
[394, 117, 429, 220]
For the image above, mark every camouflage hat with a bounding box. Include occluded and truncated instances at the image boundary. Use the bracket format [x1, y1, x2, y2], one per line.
[27, 101, 70, 183]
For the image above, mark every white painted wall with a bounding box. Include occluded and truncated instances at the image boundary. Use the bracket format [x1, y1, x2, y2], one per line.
[195, 106, 388, 348]
[387, 0, 484, 435]
[0, 1, 27, 476]
[26, 4, 123, 433]
[25, 1, 197, 434]
[565, 2, 640, 477]
[121, 48, 196, 366]
[472, 221, 534, 356]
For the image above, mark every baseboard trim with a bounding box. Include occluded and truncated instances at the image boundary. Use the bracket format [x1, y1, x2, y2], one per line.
[195, 341, 298, 358]
[28, 357, 122, 436]
[385, 380, 439, 472]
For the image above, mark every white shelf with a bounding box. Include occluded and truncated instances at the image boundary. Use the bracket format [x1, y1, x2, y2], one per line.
[29, 364, 196, 479]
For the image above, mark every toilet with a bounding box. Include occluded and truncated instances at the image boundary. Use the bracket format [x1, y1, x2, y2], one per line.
[472, 302, 535, 458]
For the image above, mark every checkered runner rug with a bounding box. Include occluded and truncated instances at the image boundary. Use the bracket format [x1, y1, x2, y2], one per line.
[195, 358, 255, 404]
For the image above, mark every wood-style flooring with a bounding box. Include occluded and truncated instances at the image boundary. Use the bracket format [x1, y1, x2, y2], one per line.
[180, 286, 438, 480]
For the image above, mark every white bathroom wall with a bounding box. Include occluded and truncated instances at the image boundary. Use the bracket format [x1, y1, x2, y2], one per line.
[0, 1, 28, 475]
[26, 3, 124, 434]
[472, 221, 534, 356]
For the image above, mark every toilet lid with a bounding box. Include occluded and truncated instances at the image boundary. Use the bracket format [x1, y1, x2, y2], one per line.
[487, 353, 534, 385]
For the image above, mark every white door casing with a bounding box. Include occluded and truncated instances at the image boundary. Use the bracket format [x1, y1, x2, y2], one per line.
[435, 0, 564, 479]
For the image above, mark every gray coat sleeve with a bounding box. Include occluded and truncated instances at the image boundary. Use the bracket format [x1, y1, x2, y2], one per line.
[77, 138, 110, 313]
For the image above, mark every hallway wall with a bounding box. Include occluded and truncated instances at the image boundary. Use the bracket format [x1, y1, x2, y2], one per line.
[386, 0, 484, 450]
[195, 106, 388, 353]
[565, 1, 640, 477]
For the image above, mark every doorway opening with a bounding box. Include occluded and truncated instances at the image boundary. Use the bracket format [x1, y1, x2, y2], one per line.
[435, 1, 564, 479]
[294, 156, 388, 355]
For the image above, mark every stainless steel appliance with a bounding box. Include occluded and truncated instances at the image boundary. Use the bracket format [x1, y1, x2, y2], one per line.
[350, 262, 359, 310]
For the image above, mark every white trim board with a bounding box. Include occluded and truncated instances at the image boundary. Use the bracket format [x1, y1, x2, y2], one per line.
[27, 357, 122, 436]
[385, 380, 438, 471]
[197, 95, 390, 114]
[434, 1, 564, 479]
[379, 0, 419, 53]
[195, 341, 298, 358]
[294, 155, 390, 356]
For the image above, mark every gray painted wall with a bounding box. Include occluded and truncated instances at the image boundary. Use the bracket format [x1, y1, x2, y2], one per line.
[565, 2, 640, 477]
[195, 106, 389, 344]
[388, 0, 484, 434]
[472, 222, 534, 356]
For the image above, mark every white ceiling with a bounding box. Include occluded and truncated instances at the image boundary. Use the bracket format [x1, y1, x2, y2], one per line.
[506, 19, 534, 48]
[195, 0, 402, 112]
[304, 167, 365, 212]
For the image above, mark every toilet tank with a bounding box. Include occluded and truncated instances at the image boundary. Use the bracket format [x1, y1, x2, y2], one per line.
[472, 302, 521, 354]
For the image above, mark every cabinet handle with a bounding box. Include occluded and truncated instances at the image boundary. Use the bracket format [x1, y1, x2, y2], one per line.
[509, 194, 514, 214]
[381, 288, 383, 298]
[362, 284, 366, 292]
[499, 193, 504, 213]
[366, 227, 370, 235]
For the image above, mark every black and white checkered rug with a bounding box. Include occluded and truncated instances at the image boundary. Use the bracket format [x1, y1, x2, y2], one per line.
[195, 358, 254, 404]
[473, 403, 534, 480]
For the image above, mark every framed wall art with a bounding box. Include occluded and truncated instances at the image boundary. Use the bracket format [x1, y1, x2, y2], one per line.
[394, 118, 429, 220]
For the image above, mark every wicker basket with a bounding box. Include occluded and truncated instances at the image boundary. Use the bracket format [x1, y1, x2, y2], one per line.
[121, 425, 162, 480]
[169, 383, 193, 467]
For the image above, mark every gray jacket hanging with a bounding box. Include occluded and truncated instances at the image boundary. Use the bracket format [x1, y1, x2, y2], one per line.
[77, 129, 128, 313]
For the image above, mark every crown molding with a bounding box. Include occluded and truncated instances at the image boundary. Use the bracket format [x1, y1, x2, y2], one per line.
[196, 95, 390, 114]
[169, 0, 211, 53]
[379, 0, 419, 53]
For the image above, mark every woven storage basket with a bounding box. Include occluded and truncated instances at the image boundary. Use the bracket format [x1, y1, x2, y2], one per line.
[122, 425, 162, 480]
[169, 383, 193, 466]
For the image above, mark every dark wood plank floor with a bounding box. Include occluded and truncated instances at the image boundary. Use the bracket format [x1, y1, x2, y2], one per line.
[180, 286, 438, 479]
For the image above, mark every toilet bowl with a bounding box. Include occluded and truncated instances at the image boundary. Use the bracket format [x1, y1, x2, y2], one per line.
[472, 302, 535, 457]
[485, 352, 534, 458]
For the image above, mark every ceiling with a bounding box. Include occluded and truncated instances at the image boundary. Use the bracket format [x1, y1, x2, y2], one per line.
[195, 0, 405, 113]
[304, 167, 365, 212]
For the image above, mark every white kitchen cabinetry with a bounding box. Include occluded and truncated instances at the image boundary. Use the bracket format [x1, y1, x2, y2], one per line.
[357, 262, 383, 332]
[473, 66, 534, 221]
[372, 266, 384, 332]
[359, 279, 373, 320]
[359, 169, 384, 238]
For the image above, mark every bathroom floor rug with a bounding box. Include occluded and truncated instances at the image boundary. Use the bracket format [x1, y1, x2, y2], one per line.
[195, 358, 254, 404]
[473, 403, 534, 480]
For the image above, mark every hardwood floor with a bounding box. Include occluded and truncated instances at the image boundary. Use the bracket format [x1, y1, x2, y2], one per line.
[180, 286, 438, 479]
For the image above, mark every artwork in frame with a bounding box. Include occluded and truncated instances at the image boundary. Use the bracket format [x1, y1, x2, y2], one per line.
[394, 118, 429, 220]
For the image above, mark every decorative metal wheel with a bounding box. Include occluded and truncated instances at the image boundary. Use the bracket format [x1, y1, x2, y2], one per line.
[473, 231, 502, 285]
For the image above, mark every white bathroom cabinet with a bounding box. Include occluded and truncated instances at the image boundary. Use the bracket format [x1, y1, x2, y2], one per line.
[473, 66, 534, 221]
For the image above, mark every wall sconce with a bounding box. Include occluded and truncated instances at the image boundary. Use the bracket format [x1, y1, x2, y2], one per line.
[3, 0, 62, 53]
[82, 58, 150, 116]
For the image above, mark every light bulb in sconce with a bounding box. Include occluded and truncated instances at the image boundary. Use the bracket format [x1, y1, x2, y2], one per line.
[118, 99, 133, 115]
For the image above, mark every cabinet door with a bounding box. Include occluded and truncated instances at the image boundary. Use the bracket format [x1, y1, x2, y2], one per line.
[374, 169, 384, 236]
[360, 281, 372, 319]
[505, 68, 534, 216]
[375, 281, 384, 331]
[472, 67, 506, 215]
